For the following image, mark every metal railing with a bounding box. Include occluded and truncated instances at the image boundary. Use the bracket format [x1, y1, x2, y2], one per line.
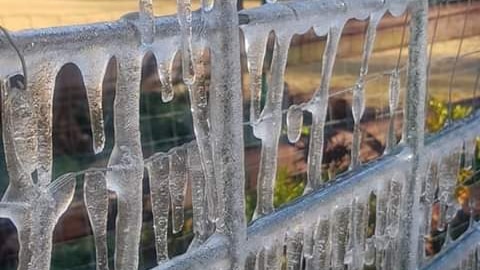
[0, 0, 479, 269]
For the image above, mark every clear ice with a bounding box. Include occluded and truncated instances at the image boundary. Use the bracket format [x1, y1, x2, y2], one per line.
[304, 27, 343, 192]
[146, 152, 170, 263]
[350, 13, 382, 169]
[252, 34, 292, 219]
[84, 171, 109, 270]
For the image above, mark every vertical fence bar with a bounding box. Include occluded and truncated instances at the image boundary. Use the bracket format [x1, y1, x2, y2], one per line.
[397, 0, 428, 269]
[208, 0, 247, 269]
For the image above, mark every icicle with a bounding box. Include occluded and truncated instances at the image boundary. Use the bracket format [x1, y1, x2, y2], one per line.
[177, 0, 195, 84]
[383, 176, 404, 269]
[201, 0, 214, 12]
[28, 63, 59, 187]
[244, 31, 269, 124]
[252, 34, 292, 219]
[187, 142, 213, 248]
[385, 69, 401, 154]
[303, 224, 315, 264]
[168, 146, 188, 233]
[152, 40, 178, 103]
[287, 105, 303, 143]
[467, 251, 476, 270]
[265, 241, 284, 270]
[255, 248, 267, 270]
[437, 151, 462, 231]
[344, 197, 368, 270]
[146, 152, 170, 263]
[374, 182, 389, 270]
[105, 54, 144, 270]
[157, 55, 175, 102]
[84, 171, 109, 270]
[245, 252, 257, 270]
[139, 0, 155, 46]
[350, 13, 382, 170]
[364, 238, 375, 266]
[419, 159, 436, 262]
[311, 218, 331, 270]
[462, 138, 476, 170]
[305, 26, 343, 192]
[286, 231, 303, 270]
[330, 205, 350, 270]
[80, 58, 109, 154]
[186, 48, 218, 223]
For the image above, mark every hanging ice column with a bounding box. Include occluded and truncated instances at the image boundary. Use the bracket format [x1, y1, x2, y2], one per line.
[350, 11, 384, 170]
[207, 0, 247, 268]
[249, 32, 292, 219]
[396, 0, 428, 269]
[176, 0, 221, 225]
[304, 26, 343, 192]
[0, 75, 76, 270]
[105, 51, 144, 269]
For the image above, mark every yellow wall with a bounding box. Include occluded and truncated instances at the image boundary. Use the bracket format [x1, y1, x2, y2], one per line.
[0, 0, 259, 31]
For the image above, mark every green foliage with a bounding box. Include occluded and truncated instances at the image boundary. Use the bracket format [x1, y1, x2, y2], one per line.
[427, 98, 472, 132]
[245, 167, 305, 222]
[273, 167, 304, 208]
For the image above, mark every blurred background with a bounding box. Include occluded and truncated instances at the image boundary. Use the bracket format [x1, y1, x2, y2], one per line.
[0, 0, 480, 269]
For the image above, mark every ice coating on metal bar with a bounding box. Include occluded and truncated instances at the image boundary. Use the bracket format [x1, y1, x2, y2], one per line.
[396, 1, 428, 267]
[106, 54, 144, 270]
[146, 152, 170, 263]
[287, 105, 303, 143]
[168, 146, 188, 233]
[350, 13, 382, 170]
[305, 26, 343, 192]
[252, 34, 291, 219]
[139, 0, 155, 45]
[187, 142, 213, 248]
[186, 48, 218, 223]
[84, 171, 109, 270]
[177, 0, 195, 85]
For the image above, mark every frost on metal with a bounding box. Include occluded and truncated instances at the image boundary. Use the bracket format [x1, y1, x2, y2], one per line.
[0, 0, 478, 269]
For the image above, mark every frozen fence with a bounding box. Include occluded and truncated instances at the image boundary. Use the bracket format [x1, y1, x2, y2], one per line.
[0, 0, 479, 269]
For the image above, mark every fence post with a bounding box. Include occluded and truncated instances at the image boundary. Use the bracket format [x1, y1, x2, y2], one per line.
[208, 0, 247, 269]
[398, 0, 428, 269]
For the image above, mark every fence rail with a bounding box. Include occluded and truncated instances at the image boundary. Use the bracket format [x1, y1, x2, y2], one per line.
[0, 0, 479, 269]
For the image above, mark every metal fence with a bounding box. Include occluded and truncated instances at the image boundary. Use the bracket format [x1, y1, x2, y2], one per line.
[0, 0, 479, 269]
